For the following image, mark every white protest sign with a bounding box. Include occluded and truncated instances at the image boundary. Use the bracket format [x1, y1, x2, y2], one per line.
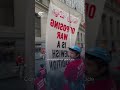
[46, 0, 82, 72]
[59, 0, 85, 29]
[85, 0, 106, 48]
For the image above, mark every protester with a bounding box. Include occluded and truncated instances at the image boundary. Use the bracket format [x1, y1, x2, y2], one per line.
[16, 55, 25, 79]
[34, 64, 46, 90]
[16, 55, 24, 66]
[63, 45, 85, 90]
[85, 47, 117, 90]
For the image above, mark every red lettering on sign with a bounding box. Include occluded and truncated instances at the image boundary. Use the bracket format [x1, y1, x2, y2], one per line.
[63, 25, 67, 31]
[71, 28, 75, 34]
[60, 23, 63, 30]
[64, 33, 68, 40]
[66, 26, 69, 32]
[85, 3, 96, 19]
[57, 32, 61, 39]
[50, 19, 76, 34]
[57, 32, 68, 40]
[50, 19, 54, 27]
[89, 5, 96, 19]
[54, 21, 59, 29]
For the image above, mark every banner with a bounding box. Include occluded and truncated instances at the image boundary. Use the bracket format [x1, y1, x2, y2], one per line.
[85, 0, 106, 48]
[59, 0, 85, 58]
[59, 0, 85, 29]
[46, 0, 81, 72]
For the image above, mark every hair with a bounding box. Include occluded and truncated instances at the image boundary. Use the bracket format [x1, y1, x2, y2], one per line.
[85, 53, 110, 77]
[75, 51, 80, 56]
[40, 64, 44, 68]
[69, 48, 80, 55]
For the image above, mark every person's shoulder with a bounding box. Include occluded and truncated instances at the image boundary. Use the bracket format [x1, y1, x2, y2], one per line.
[67, 59, 82, 68]
[74, 59, 83, 64]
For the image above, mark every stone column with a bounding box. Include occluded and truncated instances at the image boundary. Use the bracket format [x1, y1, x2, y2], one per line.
[25, 0, 35, 90]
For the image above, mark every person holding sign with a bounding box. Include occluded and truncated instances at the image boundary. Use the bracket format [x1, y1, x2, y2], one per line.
[63, 45, 85, 90]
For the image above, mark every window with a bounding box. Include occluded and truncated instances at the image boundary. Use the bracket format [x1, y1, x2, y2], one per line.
[0, 0, 14, 26]
[35, 13, 41, 37]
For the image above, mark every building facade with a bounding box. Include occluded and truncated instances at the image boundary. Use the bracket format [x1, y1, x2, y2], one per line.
[0, 0, 35, 90]
[35, 0, 49, 42]
[96, 0, 120, 51]
[0, 0, 25, 79]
